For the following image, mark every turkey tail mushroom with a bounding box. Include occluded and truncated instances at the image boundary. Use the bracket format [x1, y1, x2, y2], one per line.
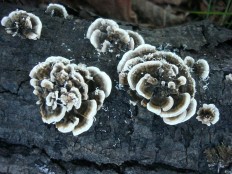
[1, 9, 42, 40]
[29, 56, 112, 136]
[87, 18, 145, 53]
[118, 44, 198, 125]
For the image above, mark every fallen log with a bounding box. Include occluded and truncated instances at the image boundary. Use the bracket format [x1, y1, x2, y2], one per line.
[0, 2, 232, 173]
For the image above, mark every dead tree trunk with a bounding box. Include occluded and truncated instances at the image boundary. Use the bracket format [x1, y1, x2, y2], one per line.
[0, 2, 232, 174]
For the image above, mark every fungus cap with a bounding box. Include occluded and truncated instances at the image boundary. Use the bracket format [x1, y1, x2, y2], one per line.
[45, 3, 69, 18]
[87, 66, 112, 97]
[196, 104, 219, 126]
[56, 116, 79, 133]
[127, 30, 145, 47]
[86, 18, 119, 39]
[72, 100, 97, 136]
[225, 74, 232, 83]
[194, 59, 210, 80]
[117, 44, 157, 73]
[163, 111, 187, 125]
[87, 18, 145, 53]
[184, 56, 195, 68]
[127, 61, 162, 90]
[1, 10, 42, 40]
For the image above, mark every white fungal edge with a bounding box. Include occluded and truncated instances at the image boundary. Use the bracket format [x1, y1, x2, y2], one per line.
[1, 16, 9, 26]
[29, 62, 48, 79]
[135, 74, 152, 99]
[225, 74, 232, 82]
[178, 76, 187, 86]
[184, 56, 195, 68]
[45, 56, 71, 64]
[1, 9, 24, 26]
[163, 111, 187, 125]
[27, 12, 42, 39]
[72, 100, 97, 136]
[182, 98, 197, 122]
[42, 105, 67, 124]
[154, 50, 185, 65]
[90, 29, 102, 49]
[121, 57, 143, 73]
[127, 60, 162, 90]
[117, 44, 156, 73]
[94, 89, 106, 110]
[56, 117, 79, 133]
[147, 96, 174, 116]
[101, 40, 111, 52]
[127, 30, 145, 45]
[87, 66, 112, 97]
[41, 79, 54, 89]
[196, 59, 210, 80]
[197, 103, 220, 126]
[108, 27, 131, 44]
[117, 50, 134, 73]
[86, 18, 119, 39]
[160, 93, 191, 118]
[162, 96, 174, 112]
[147, 105, 161, 115]
[168, 81, 176, 89]
[30, 79, 39, 88]
[46, 3, 69, 19]
[1, 9, 42, 40]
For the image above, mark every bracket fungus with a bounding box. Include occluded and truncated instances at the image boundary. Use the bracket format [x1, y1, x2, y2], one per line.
[196, 104, 220, 126]
[225, 73, 232, 83]
[1, 9, 42, 40]
[118, 44, 198, 125]
[184, 56, 210, 80]
[86, 18, 145, 53]
[194, 59, 210, 80]
[29, 56, 112, 136]
[45, 3, 69, 19]
[184, 56, 195, 70]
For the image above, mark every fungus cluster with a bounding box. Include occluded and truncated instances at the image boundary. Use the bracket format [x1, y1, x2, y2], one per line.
[118, 44, 198, 125]
[86, 18, 145, 53]
[29, 56, 112, 136]
[196, 104, 219, 126]
[1, 9, 42, 40]
[45, 3, 69, 19]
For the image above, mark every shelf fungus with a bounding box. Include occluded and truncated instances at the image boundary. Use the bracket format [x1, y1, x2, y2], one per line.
[194, 59, 210, 80]
[45, 3, 69, 19]
[184, 56, 195, 70]
[118, 44, 198, 125]
[196, 104, 220, 126]
[1, 9, 42, 40]
[184, 56, 210, 80]
[86, 18, 145, 53]
[29, 56, 112, 136]
[225, 74, 232, 83]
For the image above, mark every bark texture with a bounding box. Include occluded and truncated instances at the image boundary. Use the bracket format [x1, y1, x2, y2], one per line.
[0, 2, 232, 174]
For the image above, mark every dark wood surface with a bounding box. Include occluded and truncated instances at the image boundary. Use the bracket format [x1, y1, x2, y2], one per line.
[0, 2, 232, 173]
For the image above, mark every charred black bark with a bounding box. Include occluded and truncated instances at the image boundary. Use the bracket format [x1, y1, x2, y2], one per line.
[0, 2, 232, 174]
